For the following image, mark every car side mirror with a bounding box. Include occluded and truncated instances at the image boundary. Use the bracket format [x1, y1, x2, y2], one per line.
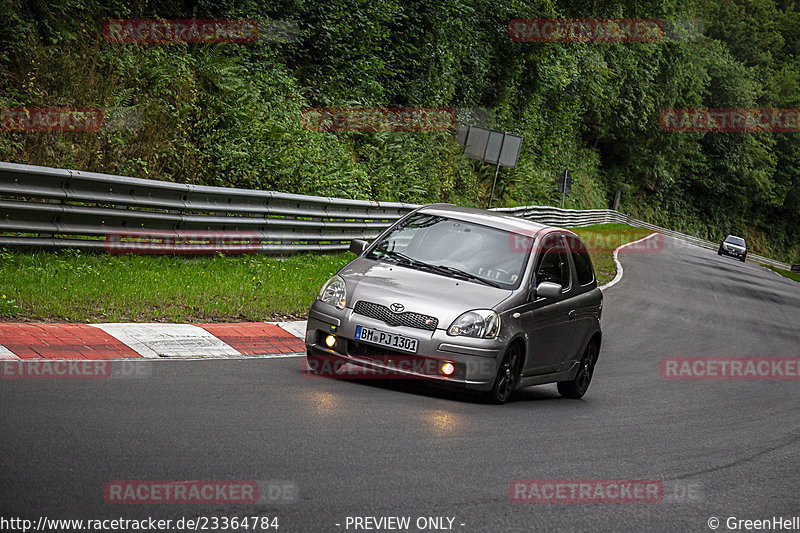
[349, 239, 367, 255]
[534, 281, 563, 299]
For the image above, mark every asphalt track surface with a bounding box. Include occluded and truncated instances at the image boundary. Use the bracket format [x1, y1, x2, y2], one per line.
[2, 236, 799, 532]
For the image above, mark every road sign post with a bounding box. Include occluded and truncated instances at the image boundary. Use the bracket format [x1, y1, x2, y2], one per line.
[488, 134, 506, 209]
[558, 168, 572, 209]
[456, 125, 523, 208]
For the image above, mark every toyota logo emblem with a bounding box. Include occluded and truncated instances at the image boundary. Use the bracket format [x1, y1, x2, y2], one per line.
[390, 303, 404, 313]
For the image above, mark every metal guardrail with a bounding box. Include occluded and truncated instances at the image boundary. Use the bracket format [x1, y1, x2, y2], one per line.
[491, 205, 629, 227]
[0, 162, 418, 254]
[0, 162, 793, 270]
[495, 205, 792, 270]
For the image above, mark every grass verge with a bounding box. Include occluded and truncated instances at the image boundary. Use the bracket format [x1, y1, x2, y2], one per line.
[0, 224, 654, 322]
[766, 265, 800, 282]
[0, 249, 352, 322]
[569, 224, 656, 285]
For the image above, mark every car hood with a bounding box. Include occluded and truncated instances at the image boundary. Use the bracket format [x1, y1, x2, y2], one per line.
[724, 243, 745, 251]
[340, 258, 514, 329]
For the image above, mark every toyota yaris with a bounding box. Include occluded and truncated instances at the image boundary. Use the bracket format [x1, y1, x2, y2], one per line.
[305, 204, 603, 403]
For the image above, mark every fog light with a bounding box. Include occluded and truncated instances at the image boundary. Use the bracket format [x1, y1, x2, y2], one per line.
[325, 335, 336, 348]
[441, 361, 455, 376]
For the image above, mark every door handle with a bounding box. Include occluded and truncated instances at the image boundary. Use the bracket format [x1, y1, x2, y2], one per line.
[568, 310, 577, 320]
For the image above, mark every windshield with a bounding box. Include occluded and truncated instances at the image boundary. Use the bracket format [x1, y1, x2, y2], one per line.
[725, 236, 746, 246]
[366, 213, 529, 289]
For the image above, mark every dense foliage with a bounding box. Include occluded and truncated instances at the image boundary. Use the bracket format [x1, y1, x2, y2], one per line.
[1, 0, 798, 261]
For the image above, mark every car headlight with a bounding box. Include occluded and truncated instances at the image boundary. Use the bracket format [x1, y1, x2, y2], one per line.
[447, 310, 500, 338]
[317, 275, 346, 310]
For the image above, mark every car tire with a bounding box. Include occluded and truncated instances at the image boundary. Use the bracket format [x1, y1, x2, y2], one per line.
[740, 255, 746, 262]
[486, 343, 523, 404]
[557, 341, 598, 399]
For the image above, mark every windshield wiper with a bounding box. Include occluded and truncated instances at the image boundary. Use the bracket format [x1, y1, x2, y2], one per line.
[371, 249, 432, 269]
[372, 250, 502, 288]
[432, 264, 502, 288]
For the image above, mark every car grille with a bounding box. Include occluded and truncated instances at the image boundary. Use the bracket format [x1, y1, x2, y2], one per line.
[348, 340, 460, 380]
[353, 301, 438, 331]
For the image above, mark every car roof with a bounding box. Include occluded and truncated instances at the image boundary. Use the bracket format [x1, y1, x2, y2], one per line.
[725, 235, 746, 241]
[415, 204, 554, 236]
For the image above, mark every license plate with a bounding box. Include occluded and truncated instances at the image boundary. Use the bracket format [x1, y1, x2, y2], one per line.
[354, 325, 418, 353]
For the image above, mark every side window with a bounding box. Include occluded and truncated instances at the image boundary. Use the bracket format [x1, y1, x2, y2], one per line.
[567, 235, 595, 286]
[535, 236, 571, 290]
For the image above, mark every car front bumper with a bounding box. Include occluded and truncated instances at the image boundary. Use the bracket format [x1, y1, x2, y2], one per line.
[305, 303, 506, 391]
[721, 246, 746, 258]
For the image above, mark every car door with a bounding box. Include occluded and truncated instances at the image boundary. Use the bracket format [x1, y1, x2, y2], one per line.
[555, 234, 602, 372]
[518, 233, 578, 376]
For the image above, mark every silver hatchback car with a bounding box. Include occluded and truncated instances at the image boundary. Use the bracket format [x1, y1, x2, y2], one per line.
[305, 204, 603, 403]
